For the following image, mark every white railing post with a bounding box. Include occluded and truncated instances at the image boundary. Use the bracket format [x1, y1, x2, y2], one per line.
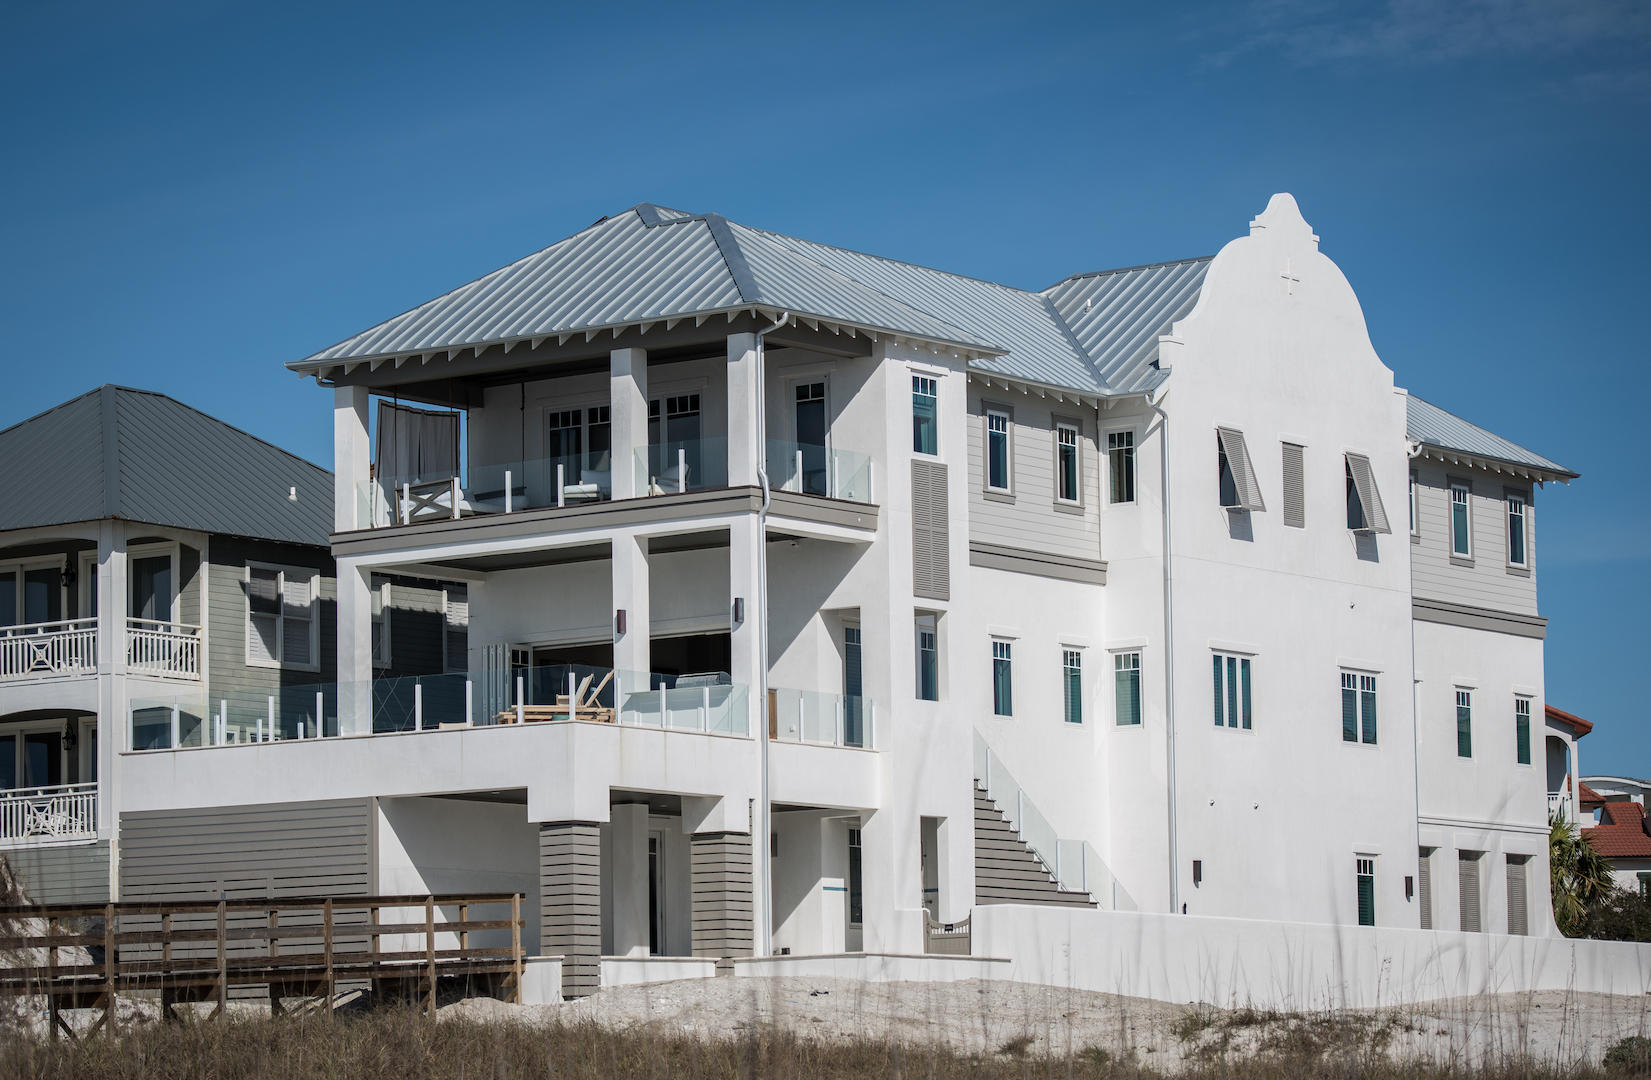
[700, 686, 710, 732]
[515, 675, 525, 724]
[831, 452, 839, 498]
[557, 464, 565, 508]
[566, 671, 576, 721]
[267, 696, 276, 742]
[677, 447, 686, 493]
[401, 482, 411, 525]
[217, 700, 227, 745]
[657, 684, 667, 728]
[794, 449, 803, 492]
[869, 461, 875, 504]
[415, 682, 424, 730]
[465, 679, 474, 726]
[315, 691, 324, 739]
[835, 695, 844, 746]
[170, 705, 180, 749]
[504, 469, 514, 514]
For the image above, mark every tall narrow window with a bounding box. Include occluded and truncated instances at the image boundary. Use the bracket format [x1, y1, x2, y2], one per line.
[1456, 689, 1473, 758]
[1514, 696, 1532, 766]
[547, 409, 584, 485]
[1450, 482, 1472, 557]
[586, 405, 612, 475]
[1409, 471, 1419, 536]
[912, 375, 938, 455]
[1212, 653, 1253, 730]
[1114, 651, 1142, 726]
[1341, 671, 1377, 744]
[1418, 847, 1434, 930]
[1459, 851, 1482, 932]
[847, 826, 864, 927]
[1107, 431, 1136, 504]
[915, 616, 938, 702]
[1506, 492, 1528, 567]
[1062, 649, 1083, 724]
[992, 640, 1013, 717]
[1055, 423, 1081, 503]
[370, 578, 391, 668]
[985, 409, 1011, 492]
[1506, 855, 1529, 936]
[794, 382, 828, 495]
[1356, 857, 1376, 927]
[1282, 442, 1305, 528]
[443, 585, 469, 674]
[843, 626, 864, 746]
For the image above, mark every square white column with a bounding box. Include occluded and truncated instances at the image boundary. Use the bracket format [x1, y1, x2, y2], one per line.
[727, 332, 760, 488]
[334, 385, 370, 531]
[610, 803, 651, 957]
[610, 348, 647, 500]
[611, 533, 650, 684]
[336, 558, 374, 736]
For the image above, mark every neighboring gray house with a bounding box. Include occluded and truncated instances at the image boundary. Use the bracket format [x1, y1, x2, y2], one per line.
[0, 386, 460, 903]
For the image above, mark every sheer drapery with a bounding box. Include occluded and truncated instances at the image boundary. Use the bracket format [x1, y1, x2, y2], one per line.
[375, 402, 459, 485]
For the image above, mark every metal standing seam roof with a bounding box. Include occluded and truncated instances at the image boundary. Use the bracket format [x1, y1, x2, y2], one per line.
[1406, 395, 1576, 479]
[0, 386, 334, 547]
[1043, 258, 1213, 394]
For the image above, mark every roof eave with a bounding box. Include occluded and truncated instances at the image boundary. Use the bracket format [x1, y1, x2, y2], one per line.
[1415, 443, 1578, 485]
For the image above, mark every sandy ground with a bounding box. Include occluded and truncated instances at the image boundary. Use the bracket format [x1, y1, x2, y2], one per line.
[442, 976, 1651, 1072]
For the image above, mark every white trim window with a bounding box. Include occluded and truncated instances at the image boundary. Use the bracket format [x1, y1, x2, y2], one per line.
[443, 585, 469, 674]
[245, 563, 318, 671]
[1455, 689, 1473, 758]
[1341, 670, 1377, 745]
[1409, 470, 1419, 537]
[371, 578, 392, 669]
[1113, 650, 1142, 726]
[1450, 481, 1472, 558]
[1356, 856, 1376, 927]
[1055, 422, 1082, 504]
[915, 615, 939, 702]
[912, 375, 939, 456]
[991, 639, 1013, 717]
[984, 408, 1011, 493]
[1506, 491, 1528, 568]
[1062, 648, 1083, 724]
[1212, 652, 1253, 730]
[1216, 428, 1265, 512]
[1515, 695, 1532, 766]
[1107, 431, 1136, 504]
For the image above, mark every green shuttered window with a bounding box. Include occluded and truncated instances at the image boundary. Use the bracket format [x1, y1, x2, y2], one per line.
[1114, 651, 1142, 726]
[1456, 689, 1473, 758]
[1062, 649, 1083, 724]
[992, 640, 1013, 717]
[1450, 482, 1472, 557]
[1356, 857, 1376, 927]
[1515, 696, 1532, 765]
[912, 376, 938, 455]
[1341, 671, 1377, 744]
[1212, 653, 1252, 730]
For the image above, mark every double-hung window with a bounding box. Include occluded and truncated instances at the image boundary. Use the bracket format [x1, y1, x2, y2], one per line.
[1107, 431, 1136, 504]
[992, 640, 1013, 717]
[1514, 696, 1532, 765]
[245, 563, 318, 671]
[1455, 689, 1473, 758]
[1055, 422, 1081, 504]
[1212, 652, 1253, 730]
[1062, 649, 1083, 724]
[912, 376, 938, 455]
[1450, 482, 1472, 557]
[1506, 491, 1528, 568]
[1341, 671, 1377, 744]
[915, 616, 939, 702]
[984, 408, 1011, 492]
[1356, 857, 1376, 927]
[1114, 651, 1142, 726]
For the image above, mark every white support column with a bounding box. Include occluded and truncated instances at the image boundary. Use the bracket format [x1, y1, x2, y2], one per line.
[334, 385, 371, 532]
[610, 803, 651, 957]
[729, 513, 769, 953]
[336, 558, 374, 736]
[95, 520, 127, 838]
[611, 533, 650, 690]
[726, 332, 760, 488]
[610, 347, 647, 500]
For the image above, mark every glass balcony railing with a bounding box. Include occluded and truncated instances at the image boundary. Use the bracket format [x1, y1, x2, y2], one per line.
[632, 437, 729, 496]
[128, 666, 751, 748]
[765, 440, 874, 503]
[767, 687, 874, 749]
[360, 452, 622, 527]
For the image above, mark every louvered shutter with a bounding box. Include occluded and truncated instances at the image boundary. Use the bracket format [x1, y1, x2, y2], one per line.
[1282, 443, 1305, 527]
[1506, 857, 1528, 936]
[247, 567, 280, 664]
[1216, 428, 1265, 511]
[1459, 852, 1482, 933]
[1345, 452, 1391, 533]
[282, 573, 313, 667]
[911, 460, 950, 600]
[1418, 849, 1433, 930]
[445, 588, 469, 673]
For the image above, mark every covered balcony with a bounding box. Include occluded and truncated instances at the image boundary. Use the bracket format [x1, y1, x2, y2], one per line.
[0, 712, 99, 845]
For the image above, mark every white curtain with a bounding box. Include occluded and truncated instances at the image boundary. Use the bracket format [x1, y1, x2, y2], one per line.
[375, 402, 459, 485]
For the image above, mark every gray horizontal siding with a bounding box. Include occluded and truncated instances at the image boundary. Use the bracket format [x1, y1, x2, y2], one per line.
[1410, 463, 1538, 618]
[973, 787, 1094, 908]
[2, 841, 110, 905]
[205, 536, 337, 700]
[966, 386, 1101, 563]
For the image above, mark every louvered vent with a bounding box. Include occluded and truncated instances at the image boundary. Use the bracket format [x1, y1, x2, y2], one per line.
[1282, 442, 1305, 528]
[911, 460, 950, 600]
[1458, 852, 1482, 933]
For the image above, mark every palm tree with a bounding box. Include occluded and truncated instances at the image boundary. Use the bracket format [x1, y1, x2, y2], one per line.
[1550, 810, 1614, 936]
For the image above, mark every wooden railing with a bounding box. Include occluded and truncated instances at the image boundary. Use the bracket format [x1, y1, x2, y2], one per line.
[126, 618, 201, 680]
[0, 782, 97, 843]
[0, 892, 524, 1038]
[0, 618, 96, 680]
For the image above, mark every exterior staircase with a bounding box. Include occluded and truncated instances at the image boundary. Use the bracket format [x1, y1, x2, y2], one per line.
[973, 783, 1097, 908]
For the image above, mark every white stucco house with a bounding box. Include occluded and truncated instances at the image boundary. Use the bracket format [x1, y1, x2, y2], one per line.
[64, 193, 1604, 1003]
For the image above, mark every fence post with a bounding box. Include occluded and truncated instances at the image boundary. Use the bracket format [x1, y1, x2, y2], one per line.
[566, 670, 576, 721]
[700, 685, 710, 732]
[557, 464, 565, 508]
[402, 482, 411, 525]
[216, 898, 228, 1019]
[315, 691, 325, 739]
[424, 896, 437, 1018]
[103, 902, 117, 1038]
[323, 898, 335, 1014]
[511, 893, 523, 1004]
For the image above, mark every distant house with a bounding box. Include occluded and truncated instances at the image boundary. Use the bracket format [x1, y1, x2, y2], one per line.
[1580, 769, 1651, 896]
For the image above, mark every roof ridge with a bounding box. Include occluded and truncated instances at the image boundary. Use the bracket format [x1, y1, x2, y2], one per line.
[111, 386, 333, 477]
[0, 385, 108, 441]
[1042, 255, 1216, 293]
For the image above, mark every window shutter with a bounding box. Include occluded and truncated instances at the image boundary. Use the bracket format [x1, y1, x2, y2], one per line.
[247, 567, 280, 664]
[1345, 452, 1391, 533]
[1506, 857, 1528, 936]
[1418, 849, 1433, 930]
[445, 588, 469, 673]
[1459, 853, 1481, 933]
[249, 613, 279, 664]
[1357, 869, 1375, 927]
[911, 460, 950, 601]
[1216, 428, 1265, 511]
[1282, 443, 1305, 528]
[282, 573, 313, 667]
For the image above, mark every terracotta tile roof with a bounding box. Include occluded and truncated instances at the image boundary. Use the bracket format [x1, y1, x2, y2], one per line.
[1579, 782, 1607, 806]
[1584, 801, 1651, 858]
[1547, 704, 1594, 737]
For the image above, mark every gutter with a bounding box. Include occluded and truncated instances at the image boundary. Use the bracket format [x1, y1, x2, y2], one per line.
[751, 310, 789, 957]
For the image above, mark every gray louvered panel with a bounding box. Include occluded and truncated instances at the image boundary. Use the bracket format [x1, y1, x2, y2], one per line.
[1216, 428, 1265, 512]
[539, 821, 601, 999]
[1345, 452, 1391, 534]
[690, 832, 754, 964]
[1506, 856, 1528, 936]
[1418, 848, 1433, 930]
[1458, 851, 1482, 933]
[911, 459, 950, 601]
[1282, 442, 1305, 529]
[3, 841, 111, 905]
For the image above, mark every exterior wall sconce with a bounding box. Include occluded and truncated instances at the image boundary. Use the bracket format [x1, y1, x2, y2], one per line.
[615, 609, 626, 636]
[733, 597, 745, 626]
[1405, 875, 1415, 901]
[1192, 859, 1203, 887]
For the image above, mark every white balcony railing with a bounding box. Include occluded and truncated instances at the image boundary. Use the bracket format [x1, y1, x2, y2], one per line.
[0, 782, 97, 843]
[126, 618, 202, 681]
[0, 618, 97, 681]
[1548, 791, 1573, 820]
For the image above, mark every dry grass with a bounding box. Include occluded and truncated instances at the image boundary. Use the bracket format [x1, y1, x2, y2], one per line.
[0, 1007, 1640, 1080]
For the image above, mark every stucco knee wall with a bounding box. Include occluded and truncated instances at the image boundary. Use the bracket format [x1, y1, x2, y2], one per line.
[970, 905, 1651, 1009]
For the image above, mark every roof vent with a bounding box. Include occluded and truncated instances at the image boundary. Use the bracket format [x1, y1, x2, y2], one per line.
[288, 486, 298, 502]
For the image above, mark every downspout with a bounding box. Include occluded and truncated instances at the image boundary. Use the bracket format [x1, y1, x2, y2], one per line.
[1405, 436, 1424, 896]
[752, 310, 789, 957]
[1143, 390, 1178, 914]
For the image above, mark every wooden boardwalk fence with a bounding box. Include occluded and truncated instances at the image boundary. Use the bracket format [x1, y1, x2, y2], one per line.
[0, 892, 524, 1038]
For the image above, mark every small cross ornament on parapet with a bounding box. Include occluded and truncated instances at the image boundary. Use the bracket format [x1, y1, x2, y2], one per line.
[1280, 258, 1301, 296]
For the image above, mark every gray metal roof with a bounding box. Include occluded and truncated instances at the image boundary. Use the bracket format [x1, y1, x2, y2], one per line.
[0, 386, 334, 546]
[1043, 258, 1212, 394]
[1406, 394, 1576, 480]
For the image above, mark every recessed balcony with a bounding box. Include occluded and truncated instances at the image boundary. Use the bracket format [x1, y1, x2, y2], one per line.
[0, 617, 200, 683]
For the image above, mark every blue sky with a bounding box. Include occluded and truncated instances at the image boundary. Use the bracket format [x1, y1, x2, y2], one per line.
[1, 2, 1646, 762]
